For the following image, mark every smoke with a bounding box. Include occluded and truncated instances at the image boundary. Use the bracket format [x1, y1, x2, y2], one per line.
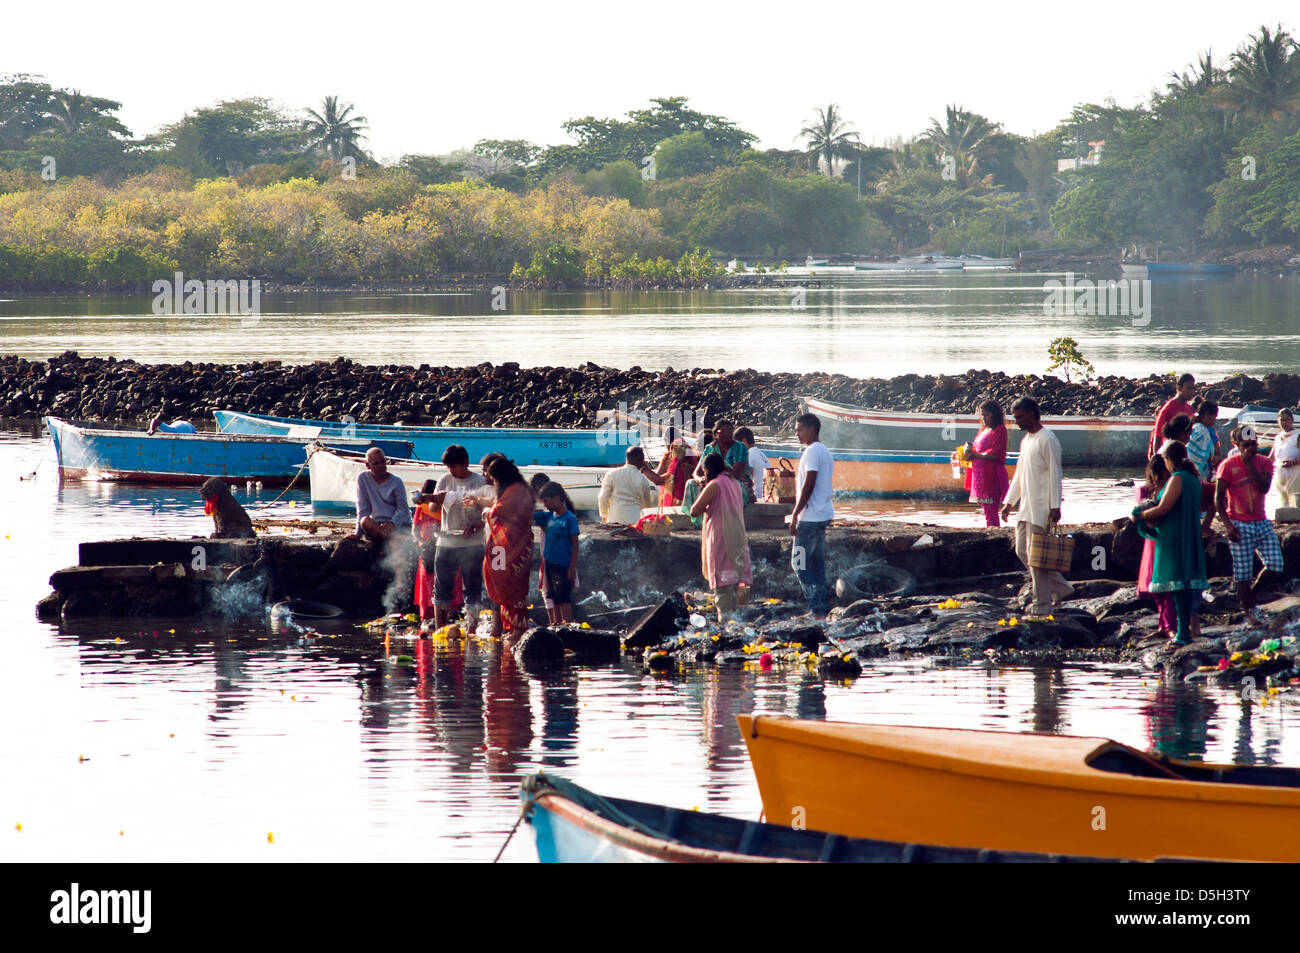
[378, 535, 416, 616]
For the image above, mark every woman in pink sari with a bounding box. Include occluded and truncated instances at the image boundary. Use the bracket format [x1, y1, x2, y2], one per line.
[963, 400, 1010, 527]
[476, 457, 535, 638]
[690, 454, 753, 620]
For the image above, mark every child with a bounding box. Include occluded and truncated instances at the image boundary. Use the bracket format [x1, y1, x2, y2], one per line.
[1187, 401, 1221, 536]
[530, 472, 578, 617]
[412, 479, 440, 627]
[734, 427, 768, 502]
[533, 482, 580, 624]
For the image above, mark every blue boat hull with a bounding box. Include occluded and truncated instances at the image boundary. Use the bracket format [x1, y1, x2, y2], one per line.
[214, 410, 626, 466]
[45, 417, 413, 485]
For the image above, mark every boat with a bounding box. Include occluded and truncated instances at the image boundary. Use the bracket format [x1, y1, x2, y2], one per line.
[805, 256, 829, 267]
[738, 715, 1300, 862]
[44, 417, 413, 485]
[800, 395, 1151, 467]
[1120, 261, 1235, 278]
[307, 445, 607, 513]
[951, 254, 1015, 268]
[759, 446, 1015, 499]
[214, 410, 626, 467]
[854, 259, 964, 272]
[519, 772, 1153, 863]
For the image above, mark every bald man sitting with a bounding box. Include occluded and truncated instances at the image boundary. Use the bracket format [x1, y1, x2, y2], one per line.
[355, 448, 411, 541]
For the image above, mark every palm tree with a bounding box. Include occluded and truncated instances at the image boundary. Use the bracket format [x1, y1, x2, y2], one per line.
[1167, 51, 1224, 96]
[1224, 25, 1300, 118]
[798, 104, 861, 177]
[47, 90, 89, 134]
[919, 105, 999, 187]
[303, 96, 369, 161]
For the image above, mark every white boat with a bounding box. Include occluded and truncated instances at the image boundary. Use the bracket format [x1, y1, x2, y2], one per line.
[805, 256, 829, 267]
[1120, 264, 1149, 279]
[952, 255, 1015, 268]
[854, 259, 963, 272]
[307, 446, 608, 514]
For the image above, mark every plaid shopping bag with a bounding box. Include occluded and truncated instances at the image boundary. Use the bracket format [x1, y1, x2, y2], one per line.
[1027, 523, 1074, 572]
[764, 458, 796, 504]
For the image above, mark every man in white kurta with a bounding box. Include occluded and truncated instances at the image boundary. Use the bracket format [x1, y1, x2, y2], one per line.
[1001, 397, 1073, 614]
[598, 446, 659, 524]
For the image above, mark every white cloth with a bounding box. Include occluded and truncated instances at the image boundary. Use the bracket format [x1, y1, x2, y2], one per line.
[1188, 423, 1215, 477]
[434, 472, 487, 547]
[748, 446, 770, 497]
[1002, 427, 1062, 527]
[796, 441, 835, 522]
[599, 464, 657, 524]
[1273, 429, 1300, 496]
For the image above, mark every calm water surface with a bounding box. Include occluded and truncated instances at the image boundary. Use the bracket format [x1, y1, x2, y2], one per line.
[6, 275, 1300, 862]
[2, 272, 1299, 379]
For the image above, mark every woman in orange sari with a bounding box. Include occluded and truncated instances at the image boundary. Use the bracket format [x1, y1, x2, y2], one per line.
[478, 457, 535, 638]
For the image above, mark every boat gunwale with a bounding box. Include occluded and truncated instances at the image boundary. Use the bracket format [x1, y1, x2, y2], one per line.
[526, 787, 793, 864]
[801, 396, 1154, 430]
[45, 416, 408, 450]
[217, 409, 608, 439]
[740, 716, 1300, 806]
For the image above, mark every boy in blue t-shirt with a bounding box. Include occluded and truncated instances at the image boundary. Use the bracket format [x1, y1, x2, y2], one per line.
[534, 482, 580, 623]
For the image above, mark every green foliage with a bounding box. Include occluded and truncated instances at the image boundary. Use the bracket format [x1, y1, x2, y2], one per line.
[520, 242, 583, 283]
[570, 160, 645, 205]
[86, 246, 177, 283]
[1046, 336, 1095, 382]
[655, 132, 723, 180]
[398, 154, 463, 185]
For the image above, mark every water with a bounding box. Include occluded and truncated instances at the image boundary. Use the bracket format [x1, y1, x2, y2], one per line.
[6, 274, 1300, 862]
[2, 272, 1299, 379]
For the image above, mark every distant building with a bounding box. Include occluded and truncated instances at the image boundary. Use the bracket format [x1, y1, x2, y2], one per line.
[1057, 140, 1105, 172]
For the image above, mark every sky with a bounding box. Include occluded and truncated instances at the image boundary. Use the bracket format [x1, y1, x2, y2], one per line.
[7, 1, 1299, 162]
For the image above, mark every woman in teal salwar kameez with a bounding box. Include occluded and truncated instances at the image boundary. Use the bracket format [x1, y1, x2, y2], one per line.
[1133, 443, 1208, 645]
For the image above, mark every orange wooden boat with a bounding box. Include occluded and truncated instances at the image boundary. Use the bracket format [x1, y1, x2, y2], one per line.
[738, 715, 1300, 862]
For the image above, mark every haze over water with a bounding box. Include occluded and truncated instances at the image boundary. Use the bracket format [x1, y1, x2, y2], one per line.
[6, 273, 1300, 862]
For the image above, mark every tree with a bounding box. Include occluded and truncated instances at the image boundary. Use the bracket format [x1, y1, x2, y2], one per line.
[1167, 51, 1225, 97]
[303, 96, 368, 161]
[799, 104, 860, 177]
[1223, 25, 1300, 119]
[1047, 337, 1095, 382]
[147, 99, 305, 176]
[919, 104, 999, 187]
[655, 131, 723, 180]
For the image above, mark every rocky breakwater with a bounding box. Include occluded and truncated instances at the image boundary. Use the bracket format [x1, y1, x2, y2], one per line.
[6, 351, 1300, 432]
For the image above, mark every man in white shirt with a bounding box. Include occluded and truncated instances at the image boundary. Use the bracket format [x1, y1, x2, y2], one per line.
[791, 413, 834, 617]
[420, 444, 488, 631]
[598, 446, 659, 524]
[1001, 396, 1073, 614]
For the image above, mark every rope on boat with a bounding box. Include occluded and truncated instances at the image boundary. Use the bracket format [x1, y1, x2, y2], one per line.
[492, 810, 525, 864]
[252, 443, 322, 511]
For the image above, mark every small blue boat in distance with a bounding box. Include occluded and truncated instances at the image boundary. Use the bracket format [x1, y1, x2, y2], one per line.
[214, 409, 628, 466]
[45, 417, 413, 485]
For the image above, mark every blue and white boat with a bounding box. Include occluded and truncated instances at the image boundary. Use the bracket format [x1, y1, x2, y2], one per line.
[45, 417, 413, 486]
[214, 410, 627, 467]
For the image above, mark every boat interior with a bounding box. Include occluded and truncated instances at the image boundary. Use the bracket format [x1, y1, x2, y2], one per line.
[1088, 742, 1300, 787]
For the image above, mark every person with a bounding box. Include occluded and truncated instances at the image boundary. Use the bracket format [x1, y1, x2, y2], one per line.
[1270, 408, 1300, 507]
[534, 482, 580, 624]
[424, 445, 487, 633]
[199, 477, 255, 538]
[598, 446, 659, 524]
[690, 453, 753, 621]
[1160, 413, 1193, 456]
[1149, 373, 1196, 458]
[147, 412, 197, 435]
[1187, 401, 1221, 478]
[529, 472, 579, 617]
[1135, 456, 1175, 639]
[735, 427, 770, 502]
[472, 457, 534, 638]
[790, 412, 834, 618]
[656, 439, 698, 508]
[355, 448, 410, 541]
[1215, 424, 1285, 613]
[1134, 443, 1208, 646]
[696, 420, 754, 503]
[1001, 396, 1073, 614]
[412, 478, 440, 625]
[962, 400, 1009, 527]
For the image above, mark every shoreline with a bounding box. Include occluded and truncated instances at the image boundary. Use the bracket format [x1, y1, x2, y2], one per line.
[5, 352, 1300, 432]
